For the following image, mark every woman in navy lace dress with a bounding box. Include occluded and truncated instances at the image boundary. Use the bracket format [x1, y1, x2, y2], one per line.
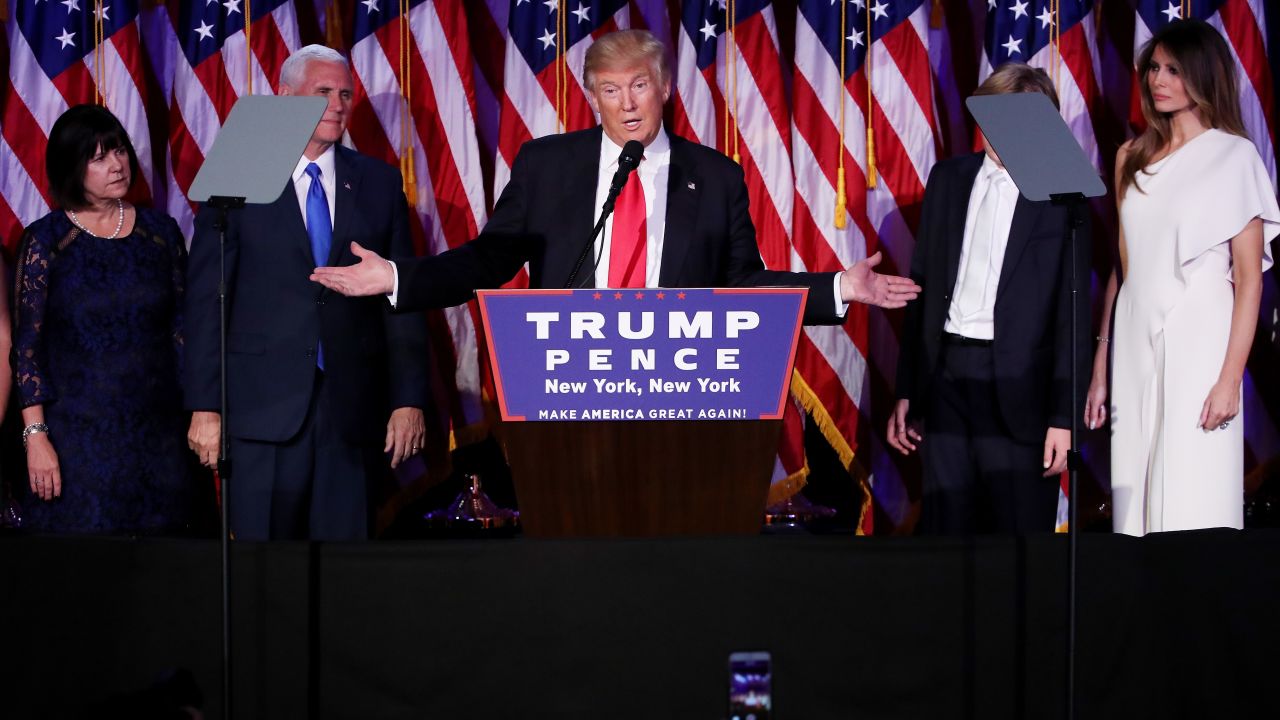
[13, 105, 204, 534]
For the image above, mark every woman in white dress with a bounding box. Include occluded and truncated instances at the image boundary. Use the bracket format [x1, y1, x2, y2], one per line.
[1085, 19, 1278, 536]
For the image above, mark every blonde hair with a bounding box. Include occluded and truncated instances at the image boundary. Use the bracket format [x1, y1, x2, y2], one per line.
[973, 62, 1060, 109]
[583, 30, 670, 92]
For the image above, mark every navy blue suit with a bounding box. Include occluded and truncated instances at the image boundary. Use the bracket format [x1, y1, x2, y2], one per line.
[185, 146, 428, 539]
[896, 152, 1091, 533]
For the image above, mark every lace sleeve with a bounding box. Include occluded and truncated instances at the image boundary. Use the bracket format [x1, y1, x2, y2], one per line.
[11, 224, 61, 407]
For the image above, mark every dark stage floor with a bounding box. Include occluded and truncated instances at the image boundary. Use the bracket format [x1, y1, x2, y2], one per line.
[2, 529, 1278, 719]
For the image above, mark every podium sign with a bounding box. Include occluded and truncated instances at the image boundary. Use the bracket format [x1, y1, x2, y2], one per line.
[477, 288, 807, 422]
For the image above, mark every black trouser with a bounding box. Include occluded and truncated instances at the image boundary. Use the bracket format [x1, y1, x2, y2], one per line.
[229, 371, 376, 541]
[918, 336, 1059, 534]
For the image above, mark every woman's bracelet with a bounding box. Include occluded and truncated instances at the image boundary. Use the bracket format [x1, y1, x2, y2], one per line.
[22, 422, 49, 448]
[1096, 336, 1110, 344]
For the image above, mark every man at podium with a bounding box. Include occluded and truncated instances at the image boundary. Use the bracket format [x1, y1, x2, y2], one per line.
[310, 30, 919, 319]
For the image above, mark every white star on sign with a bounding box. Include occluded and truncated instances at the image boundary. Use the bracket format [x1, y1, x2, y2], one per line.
[850, 0, 865, 10]
[700, 19, 718, 41]
[223, 0, 241, 15]
[847, 28, 864, 49]
[1009, 0, 1029, 20]
[870, 1, 889, 20]
[55, 27, 76, 48]
[1161, 2, 1181, 21]
[61, 0, 80, 12]
[361, 0, 379, 13]
[538, 28, 556, 50]
[543, 0, 557, 12]
[95, 2, 110, 21]
[1036, 7, 1054, 29]
[194, 20, 215, 42]
[572, 3, 589, 23]
[1002, 34, 1023, 56]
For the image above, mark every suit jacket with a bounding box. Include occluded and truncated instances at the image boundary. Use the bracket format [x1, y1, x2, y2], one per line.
[395, 127, 844, 325]
[896, 152, 1091, 444]
[184, 145, 429, 445]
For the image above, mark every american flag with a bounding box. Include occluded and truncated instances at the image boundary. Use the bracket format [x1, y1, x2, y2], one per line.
[1134, 0, 1280, 487]
[675, 0, 820, 506]
[493, 0, 631, 198]
[790, 0, 937, 532]
[983, 0, 1103, 170]
[347, 0, 490, 445]
[150, 0, 300, 238]
[1, 0, 159, 251]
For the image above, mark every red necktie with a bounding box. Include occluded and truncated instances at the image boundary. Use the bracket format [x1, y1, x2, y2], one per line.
[608, 171, 647, 288]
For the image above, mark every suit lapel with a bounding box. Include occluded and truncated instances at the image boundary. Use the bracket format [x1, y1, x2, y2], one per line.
[659, 134, 698, 287]
[943, 154, 985, 295]
[567, 130, 601, 288]
[995, 196, 1044, 301]
[329, 147, 358, 267]
[276, 177, 311, 264]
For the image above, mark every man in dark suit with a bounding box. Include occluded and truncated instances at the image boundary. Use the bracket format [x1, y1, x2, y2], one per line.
[184, 45, 429, 541]
[887, 63, 1091, 534]
[310, 30, 920, 318]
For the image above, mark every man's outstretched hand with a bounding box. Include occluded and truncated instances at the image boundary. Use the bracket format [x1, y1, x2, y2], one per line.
[839, 251, 921, 309]
[310, 242, 395, 297]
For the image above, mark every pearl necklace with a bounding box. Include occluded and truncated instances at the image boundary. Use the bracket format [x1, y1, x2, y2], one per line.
[68, 198, 125, 239]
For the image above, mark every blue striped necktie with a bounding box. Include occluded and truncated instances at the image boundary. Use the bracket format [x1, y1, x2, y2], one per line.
[305, 162, 330, 370]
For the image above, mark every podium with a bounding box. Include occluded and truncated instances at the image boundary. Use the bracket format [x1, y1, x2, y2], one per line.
[477, 288, 807, 537]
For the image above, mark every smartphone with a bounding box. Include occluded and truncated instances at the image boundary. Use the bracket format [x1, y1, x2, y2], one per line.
[728, 651, 772, 720]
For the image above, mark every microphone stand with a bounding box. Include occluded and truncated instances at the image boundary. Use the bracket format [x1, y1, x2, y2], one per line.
[565, 183, 624, 289]
[207, 194, 244, 720]
[1050, 190, 1086, 720]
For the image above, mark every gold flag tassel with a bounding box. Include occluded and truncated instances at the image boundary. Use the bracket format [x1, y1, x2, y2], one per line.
[727, 0, 740, 164]
[865, 0, 877, 189]
[93, 1, 106, 105]
[1050, 0, 1060, 89]
[560, 0, 568, 133]
[399, 0, 416, 203]
[245, 0, 253, 94]
[834, 0, 849, 228]
[325, 0, 345, 51]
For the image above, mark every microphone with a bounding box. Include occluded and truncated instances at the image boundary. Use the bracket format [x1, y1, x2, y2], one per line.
[565, 140, 646, 288]
[606, 140, 645, 203]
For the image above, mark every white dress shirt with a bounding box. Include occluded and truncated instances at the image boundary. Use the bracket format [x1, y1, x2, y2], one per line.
[591, 129, 671, 288]
[944, 154, 1018, 340]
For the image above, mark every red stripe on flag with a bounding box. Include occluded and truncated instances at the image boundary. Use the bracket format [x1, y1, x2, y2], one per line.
[881, 21, 936, 130]
[192, 54, 238, 123]
[434, 0, 481, 121]
[167, 104, 205, 210]
[1, 98, 53, 210]
[1219, 0, 1277, 144]
[0, 192, 23, 254]
[496, 93, 534, 168]
[250, 15, 292, 93]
